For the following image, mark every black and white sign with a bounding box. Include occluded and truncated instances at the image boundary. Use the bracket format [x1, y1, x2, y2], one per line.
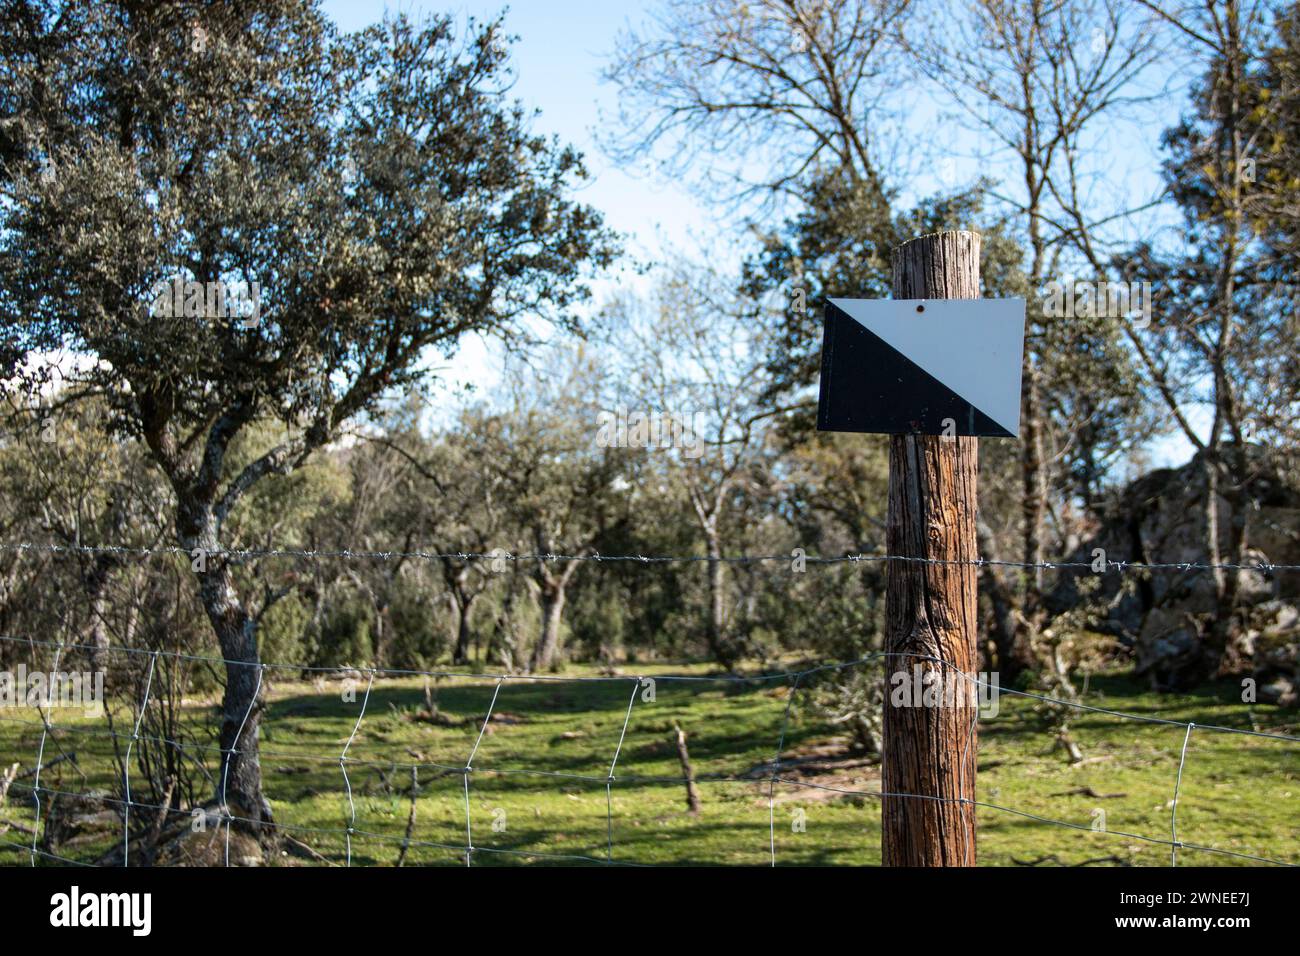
[816, 297, 1025, 438]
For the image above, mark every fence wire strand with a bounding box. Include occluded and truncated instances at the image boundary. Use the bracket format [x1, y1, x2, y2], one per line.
[605, 680, 640, 863]
[3, 540, 1299, 573]
[340, 670, 374, 867]
[220, 663, 263, 867]
[121, 651, 157, 868]
[1171, 722, 1195, 867]
[28, 639, 63, 867]
[463, 679, 502, 867]
[2, 666, 1294, 867]
[1, 536, 1297, 869]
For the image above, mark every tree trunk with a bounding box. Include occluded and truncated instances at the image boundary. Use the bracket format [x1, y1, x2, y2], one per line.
[882, 231, 981, 867]
[179, 503, 270, 825]
[373, 598, 390, 670]
[976, 522, 1032, 682]
[203, 566, 270, 825]
[530, 584, 567, 673]
[1201, 450, 1248, 681]
[1018, 367, 1049, 664]
[704, 532, 735, 668]
[1021, 368, 1045, 592]
[487, 585, 520, 670]
[82, 556, 114, 674]
[452, 590, 477, 665]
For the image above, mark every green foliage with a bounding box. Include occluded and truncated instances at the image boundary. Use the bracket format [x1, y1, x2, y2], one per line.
[567, 584, 628, 662]
[313, 595, 374, 670]
[259, 592, 313, 669]
[386, 577, 445, 670]
[743, 169, 898, 407]
[2, 3, 617, 418]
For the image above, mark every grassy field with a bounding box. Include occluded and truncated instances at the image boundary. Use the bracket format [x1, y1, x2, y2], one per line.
[1, 663, 1296, 866]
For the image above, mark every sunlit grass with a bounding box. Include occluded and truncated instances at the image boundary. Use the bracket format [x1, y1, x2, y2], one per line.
[1, 664, 1296, 866]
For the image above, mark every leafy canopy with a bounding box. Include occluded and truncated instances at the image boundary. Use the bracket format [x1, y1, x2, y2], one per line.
[0, 1, 616, 495]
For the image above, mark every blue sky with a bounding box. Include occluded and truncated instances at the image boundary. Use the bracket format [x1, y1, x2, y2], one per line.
[323, 1, 1177, 255]
[321, 1, 1203, 468]
[325, 1, 710, 269]
[324, 1, 714, 402]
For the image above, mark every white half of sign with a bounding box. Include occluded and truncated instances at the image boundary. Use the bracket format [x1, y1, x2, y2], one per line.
[827, 297, 1026, 437]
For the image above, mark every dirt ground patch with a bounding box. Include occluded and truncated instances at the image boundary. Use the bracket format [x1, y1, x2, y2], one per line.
[747, 736, 881, 805]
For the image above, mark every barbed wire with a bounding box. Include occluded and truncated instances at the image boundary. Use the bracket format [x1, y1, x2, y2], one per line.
[2, 540, 1298, 573]
[1, 637, 1296, 868]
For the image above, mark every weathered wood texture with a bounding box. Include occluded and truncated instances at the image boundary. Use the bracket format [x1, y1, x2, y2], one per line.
[882, 231, 981, 866]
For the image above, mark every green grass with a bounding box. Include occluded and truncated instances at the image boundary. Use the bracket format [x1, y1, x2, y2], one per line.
[1, 664, 1296, 866]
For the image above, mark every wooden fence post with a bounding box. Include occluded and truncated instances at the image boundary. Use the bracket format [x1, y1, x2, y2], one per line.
[881, 230, 981, 866]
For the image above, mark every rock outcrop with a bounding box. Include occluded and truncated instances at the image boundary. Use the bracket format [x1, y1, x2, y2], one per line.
[1047, 445, 1299, 698]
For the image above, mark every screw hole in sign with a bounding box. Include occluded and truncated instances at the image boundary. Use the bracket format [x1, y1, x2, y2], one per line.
[916, 304, 925, 313]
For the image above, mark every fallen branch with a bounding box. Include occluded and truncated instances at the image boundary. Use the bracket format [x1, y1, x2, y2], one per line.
[672, 724, 701, 815]
[397, 766, 419, 867]
[16, 752, 76, 779]
[143, 778, 177, 863]
[1050, 785, 1128, 799]
[1013, 853, 1130, 867]
[282, 833, 332, 865]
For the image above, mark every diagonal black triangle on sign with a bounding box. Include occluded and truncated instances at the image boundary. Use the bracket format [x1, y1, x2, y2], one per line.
[817, 300, 1014, 437]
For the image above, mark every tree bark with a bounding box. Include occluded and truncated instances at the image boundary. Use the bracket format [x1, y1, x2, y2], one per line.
[1202, 450, 1248, 681]
[977, 521, 1033, 682]
[703, 531, 735, 668]
[1021, 369, 1045, 592]
[487, 584, 520, 670]
[178, 501, 270, 826]
[81, 555, 115, 674]
[672, 724, 702, 814]
[204, 570, 269, 825]
[452, 589, 478, 665]
[530, 583, 568, 673]
[528, 552, 584, 673]
[373, 599, 390, 670]
[882, 231, 981, 867]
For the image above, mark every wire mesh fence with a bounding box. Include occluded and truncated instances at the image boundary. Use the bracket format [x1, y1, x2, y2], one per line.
[0, 543, 1296, 868]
